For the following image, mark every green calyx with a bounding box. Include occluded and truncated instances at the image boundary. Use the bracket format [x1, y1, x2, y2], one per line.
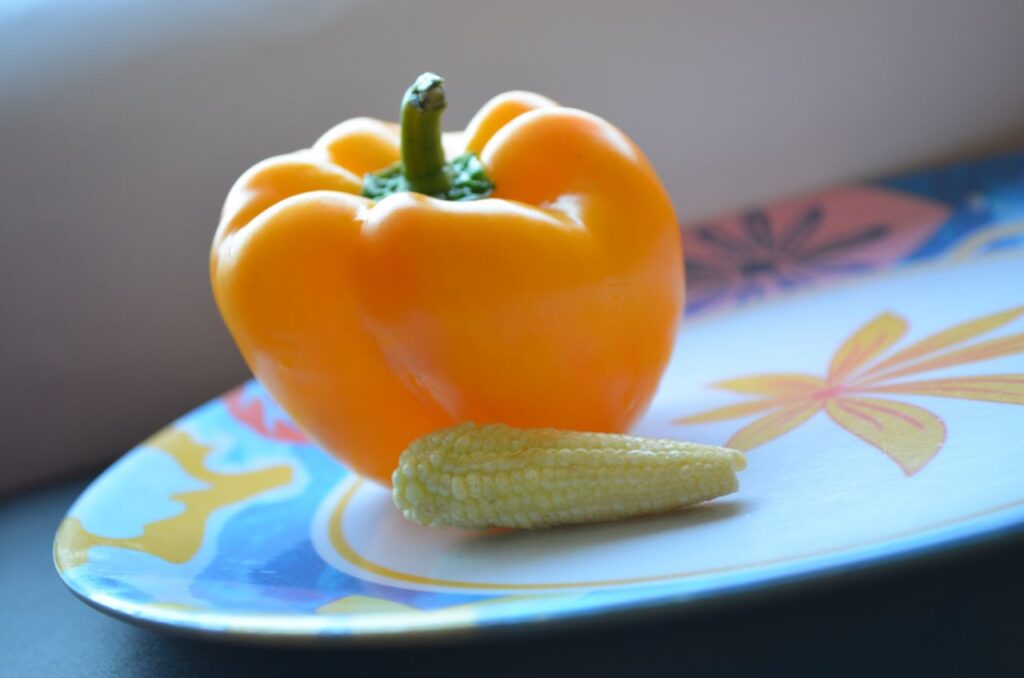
[362, 152, 494, 201]
[362, 72, 495, 202]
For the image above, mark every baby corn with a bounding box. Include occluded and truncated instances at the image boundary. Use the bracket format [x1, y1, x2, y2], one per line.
[392, 422, 746, 529]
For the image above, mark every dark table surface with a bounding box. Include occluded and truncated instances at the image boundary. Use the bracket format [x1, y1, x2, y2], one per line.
[2, 477, 1023, 678]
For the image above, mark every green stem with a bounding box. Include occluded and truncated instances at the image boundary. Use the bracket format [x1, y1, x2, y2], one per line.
[362, 74, 493, 202]
[400, 72, 452, 196]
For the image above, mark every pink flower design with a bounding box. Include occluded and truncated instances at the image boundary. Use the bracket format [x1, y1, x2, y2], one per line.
[224, 386, 309, 444]
[684, 186, 949, 316]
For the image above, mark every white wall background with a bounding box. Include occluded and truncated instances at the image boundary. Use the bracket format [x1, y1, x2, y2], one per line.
[3, 0, 1024, 495]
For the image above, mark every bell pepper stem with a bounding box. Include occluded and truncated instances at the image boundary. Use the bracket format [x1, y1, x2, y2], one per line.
[401, 73, 452, 196]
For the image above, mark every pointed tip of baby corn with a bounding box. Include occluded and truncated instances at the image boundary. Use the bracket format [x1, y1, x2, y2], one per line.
[392, 422, 746, 530]
[728, 448, 748, 472]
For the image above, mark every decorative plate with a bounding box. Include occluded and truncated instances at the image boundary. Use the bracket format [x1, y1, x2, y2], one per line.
[55, 153, 1024, 643]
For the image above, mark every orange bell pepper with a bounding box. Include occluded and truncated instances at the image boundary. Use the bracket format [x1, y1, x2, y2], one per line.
[211, 73, 684, 485]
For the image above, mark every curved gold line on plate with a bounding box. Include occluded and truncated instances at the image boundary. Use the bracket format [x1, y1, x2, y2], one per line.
[329, 479, 1024, 592]
[947, 219, 1024, 262]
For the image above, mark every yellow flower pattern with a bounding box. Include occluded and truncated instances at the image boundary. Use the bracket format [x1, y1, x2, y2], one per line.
[675, 306, 1024, 474]
[55, 428, 293, 571]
